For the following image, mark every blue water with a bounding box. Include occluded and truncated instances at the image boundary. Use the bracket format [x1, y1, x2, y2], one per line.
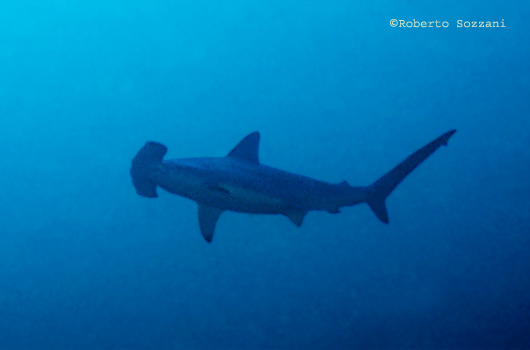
[1, 1, 529, 348]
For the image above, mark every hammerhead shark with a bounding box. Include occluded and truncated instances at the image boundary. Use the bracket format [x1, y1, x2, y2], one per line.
[131, 130, 456, 242]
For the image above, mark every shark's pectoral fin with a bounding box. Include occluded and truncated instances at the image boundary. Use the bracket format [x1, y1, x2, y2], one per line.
[284, 208, 307, 227]
[198, 205, 224, 243]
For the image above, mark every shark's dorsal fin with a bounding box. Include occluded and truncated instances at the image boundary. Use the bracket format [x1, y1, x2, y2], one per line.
[198, 205, 224, 243]
[227, 132, 260, 164]
[284, 208, 306, 227]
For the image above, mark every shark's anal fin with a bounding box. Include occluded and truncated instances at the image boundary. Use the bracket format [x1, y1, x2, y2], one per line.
[227, 132, 260, 164]
[284, 208, 306, 227]
[198, 205, 224, 243]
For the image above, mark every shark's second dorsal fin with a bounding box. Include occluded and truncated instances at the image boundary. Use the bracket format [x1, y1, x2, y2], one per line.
[227, 132, 260, 164]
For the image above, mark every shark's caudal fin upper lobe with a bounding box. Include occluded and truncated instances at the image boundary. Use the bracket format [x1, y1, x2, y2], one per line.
[365, 129, 456, 223]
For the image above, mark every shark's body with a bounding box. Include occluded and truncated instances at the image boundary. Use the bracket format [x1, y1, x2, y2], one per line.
[131, 130, 456, 242]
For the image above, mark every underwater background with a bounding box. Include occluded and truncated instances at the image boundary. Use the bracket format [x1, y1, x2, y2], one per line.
[1, 1, 529, 349]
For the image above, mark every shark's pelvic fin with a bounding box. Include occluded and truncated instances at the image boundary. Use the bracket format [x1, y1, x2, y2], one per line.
[198, 205, 224, 242]
[284, 208, 307, 227]
[365, 129, 456, 223]
[227, 132, 260, 164]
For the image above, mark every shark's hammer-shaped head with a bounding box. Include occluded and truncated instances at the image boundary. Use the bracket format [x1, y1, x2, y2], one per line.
[130, 141, 167, 197]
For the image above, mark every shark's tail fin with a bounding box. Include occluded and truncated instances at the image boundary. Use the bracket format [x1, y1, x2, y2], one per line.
[365, 129, 456, 223]
[131, 141, 167, 198]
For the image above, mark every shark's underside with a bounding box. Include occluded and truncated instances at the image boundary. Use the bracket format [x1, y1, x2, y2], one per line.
[131, 130, 456, 242]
